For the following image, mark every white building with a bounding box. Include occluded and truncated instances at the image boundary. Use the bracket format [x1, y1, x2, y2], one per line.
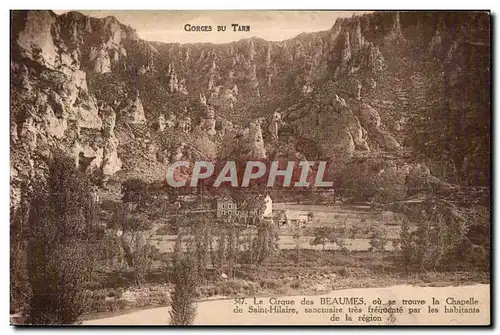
[263, 195, 273, 218]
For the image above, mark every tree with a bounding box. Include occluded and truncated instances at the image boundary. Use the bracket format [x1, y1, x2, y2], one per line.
[373, 168, 406, 204]
[341, 158, 406, 205]
[190, 217, 213, 278]
[310, 225, 349, 253]
[110, 200, 153, 276]
[397, 199, 476, 273]
[368, 225, 388, 273]
[368, 225, 388, 252]
[398, 217, 414, 273]
[217, 217, 242, 279]
[25, 152, 98, 324]
[251, 219, 279, 265]
[310, 227, 330, 250]
[169, 247, 198, 325]
[132, 233, 155, 287]
[121, 178, 152, 209]
[10, 186, 31, 314]
[230, 188, 266, 225]
[172, 228, 184, 269]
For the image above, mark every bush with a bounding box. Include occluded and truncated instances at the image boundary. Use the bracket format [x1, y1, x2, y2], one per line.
[290, 280, 301, 289]
[338, 267, 349, 277]
[220, 279, 243, 295]
[156, 225, 174, 235]
[311, 226, 331, 249]
[369, 227, 388, 252]
[106, 288, 123, 299]
[132, 235, 155, 287]
[397, 200, 487, 272]
[341, 158, 406, 204]
[89, 297, 129, 314]
[259, 279, 280, 290]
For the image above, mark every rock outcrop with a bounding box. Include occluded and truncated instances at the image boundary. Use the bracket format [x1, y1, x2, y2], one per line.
[208, 85, 238, 110]
[102, 135, 122, 176]
[157, 114, 166, 132]
[332, 95, 370, 152]
[16, 11, 59, 69]
[165, 63, 188, 95]
[268, 111, 282, 141]
[10, 10, 489, 212]
[89, 45, 112, 73]
[177, 116, 192, 133]
[358, 103, 401, 151]
[333, 20, 386, 78]
[385, 11, 405, 43]
[218, 120, 267, 161]
[243, 122, 267, 160]
[166, 113, 176, 129]
[101, 106, 122, 176]
[199, 105, 217, 136]
[121, 93, 146, 124]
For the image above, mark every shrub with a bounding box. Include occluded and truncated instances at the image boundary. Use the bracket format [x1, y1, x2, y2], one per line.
[106, 288, 123, 299]
[369, 227, 388, 252]
[397, 201, 485, 272]
[220, 279, 243, 295]
[310, 227, 330, 250]
[338, 267, 349, 277]
[156, 225, 174, 235]
[259, 279, 280, 290]
[290, 280, 301, 289]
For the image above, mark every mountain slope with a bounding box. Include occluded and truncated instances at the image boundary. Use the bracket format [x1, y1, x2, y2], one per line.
[10, 10, 490, 209]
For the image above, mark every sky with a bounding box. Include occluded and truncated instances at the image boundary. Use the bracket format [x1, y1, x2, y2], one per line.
[54, 10, 371, 44]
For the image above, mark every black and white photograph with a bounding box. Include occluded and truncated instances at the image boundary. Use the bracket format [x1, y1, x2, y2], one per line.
[9, 9, 491, 326]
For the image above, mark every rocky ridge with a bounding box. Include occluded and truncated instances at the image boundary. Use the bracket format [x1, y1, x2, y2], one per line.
[10, 10, 490, 209]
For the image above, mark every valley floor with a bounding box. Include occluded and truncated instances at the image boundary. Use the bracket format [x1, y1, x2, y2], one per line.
[80, 249, 489, 323]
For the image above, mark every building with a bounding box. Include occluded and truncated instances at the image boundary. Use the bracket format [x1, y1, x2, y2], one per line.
[215, 194, 273, 219]
[275, 209, 311, 228]
[285, 212, 309, 228]
[215, 196, 239, 217]
[263, 195, 273, 218]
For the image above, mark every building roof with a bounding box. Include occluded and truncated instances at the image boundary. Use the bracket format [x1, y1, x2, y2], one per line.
[216, 196, 236, 203]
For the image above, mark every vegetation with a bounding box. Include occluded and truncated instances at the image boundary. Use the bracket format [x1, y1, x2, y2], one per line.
[10, 155, 489, 324]
[251, 220, 279, 265]
[132, 234, 155, 287]
[410, 33, 490, 186]
[169, 242, 198, 326]
[398, 199, 490, 273]
[9, 11, 491, 326]
[310, 225, 351, 253]
[23, 153, 99, 324]
[310, 227, 330, 250]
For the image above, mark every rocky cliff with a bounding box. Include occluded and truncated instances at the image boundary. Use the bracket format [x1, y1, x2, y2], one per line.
[10, 10, 490, 208]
